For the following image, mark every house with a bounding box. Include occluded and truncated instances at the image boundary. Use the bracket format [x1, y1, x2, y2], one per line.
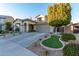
[13, 15, 74, 33]
[0, 15, 14, 31]
[13, 15, 54, 33]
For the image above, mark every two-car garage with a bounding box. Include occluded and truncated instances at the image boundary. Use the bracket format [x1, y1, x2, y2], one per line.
[36, 23, 54, 33]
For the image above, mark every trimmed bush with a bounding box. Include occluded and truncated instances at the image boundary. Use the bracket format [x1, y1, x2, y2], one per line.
[61, 33, 76, 42]
[63, 43, 78, 56]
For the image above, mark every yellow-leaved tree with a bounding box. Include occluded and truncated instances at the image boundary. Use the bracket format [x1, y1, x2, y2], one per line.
[48, 3, 71, 34]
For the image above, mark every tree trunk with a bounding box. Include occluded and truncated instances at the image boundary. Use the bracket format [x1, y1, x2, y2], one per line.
[54, 27, 58, 35]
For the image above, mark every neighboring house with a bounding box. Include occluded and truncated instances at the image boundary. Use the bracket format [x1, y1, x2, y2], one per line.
[0, 15, 14, 31]
[72, 23, 79, 33]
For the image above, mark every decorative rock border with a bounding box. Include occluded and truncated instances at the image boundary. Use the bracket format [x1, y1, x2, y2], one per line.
[40, 37, 65, 51]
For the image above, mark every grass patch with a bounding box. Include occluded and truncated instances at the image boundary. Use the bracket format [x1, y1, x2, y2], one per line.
[42, 35, 63, 48]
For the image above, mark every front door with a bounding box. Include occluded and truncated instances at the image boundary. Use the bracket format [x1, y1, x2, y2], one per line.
[29, 24, 34, 31]
[57, 27, 64, 32]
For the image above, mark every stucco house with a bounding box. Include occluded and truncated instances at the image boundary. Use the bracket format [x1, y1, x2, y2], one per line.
[13, 15, 74, 33]
[0, 15, 14, 31]
[13, 15, 54, 33]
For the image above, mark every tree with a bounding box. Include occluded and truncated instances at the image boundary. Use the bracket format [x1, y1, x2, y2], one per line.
[5, 22, 12, 32]
[48, 3, 71, 34]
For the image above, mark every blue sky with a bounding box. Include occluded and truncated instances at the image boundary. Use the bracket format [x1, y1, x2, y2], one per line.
[0, 3, 79, 23]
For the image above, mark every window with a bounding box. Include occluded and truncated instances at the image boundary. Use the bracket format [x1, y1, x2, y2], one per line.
[38, 17, 42, 22]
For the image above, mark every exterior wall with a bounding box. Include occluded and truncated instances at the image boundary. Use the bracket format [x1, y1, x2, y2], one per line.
[64, 25, 73, 33]
[23, 21, 36, 32]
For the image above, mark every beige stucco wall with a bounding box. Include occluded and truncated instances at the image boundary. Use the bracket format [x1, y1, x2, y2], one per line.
[64, 25, 73, 33]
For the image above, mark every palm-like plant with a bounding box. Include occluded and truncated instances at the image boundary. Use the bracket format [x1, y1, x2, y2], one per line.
[5, 22, 12, 32]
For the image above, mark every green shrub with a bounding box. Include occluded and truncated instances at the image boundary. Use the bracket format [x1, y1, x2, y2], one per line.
[76, 44, 79, 55]
[61, 33, 76, 42]
[0, 30, 5, 34]
[0, 30, 3, 33]
[63, 43, 78, 56]
[5, 22, 12, 31]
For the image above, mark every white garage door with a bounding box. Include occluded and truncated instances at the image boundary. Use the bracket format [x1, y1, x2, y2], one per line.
[36, 24, 51, 32]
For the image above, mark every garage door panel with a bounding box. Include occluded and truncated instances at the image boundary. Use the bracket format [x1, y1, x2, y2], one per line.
[37, 24, 50, 32]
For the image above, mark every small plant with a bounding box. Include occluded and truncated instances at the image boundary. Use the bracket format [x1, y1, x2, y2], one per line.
[0, 30, 5, 34]
[5, 22, 12, 32]
[63, 43, 78, 56]
[61, 33, 76, 42]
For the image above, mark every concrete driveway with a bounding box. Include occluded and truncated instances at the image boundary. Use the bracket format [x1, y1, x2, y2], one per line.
[0, 32, 46, 56]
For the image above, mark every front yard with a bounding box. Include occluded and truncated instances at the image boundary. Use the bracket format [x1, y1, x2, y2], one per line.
[26, 33, 79, 56]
